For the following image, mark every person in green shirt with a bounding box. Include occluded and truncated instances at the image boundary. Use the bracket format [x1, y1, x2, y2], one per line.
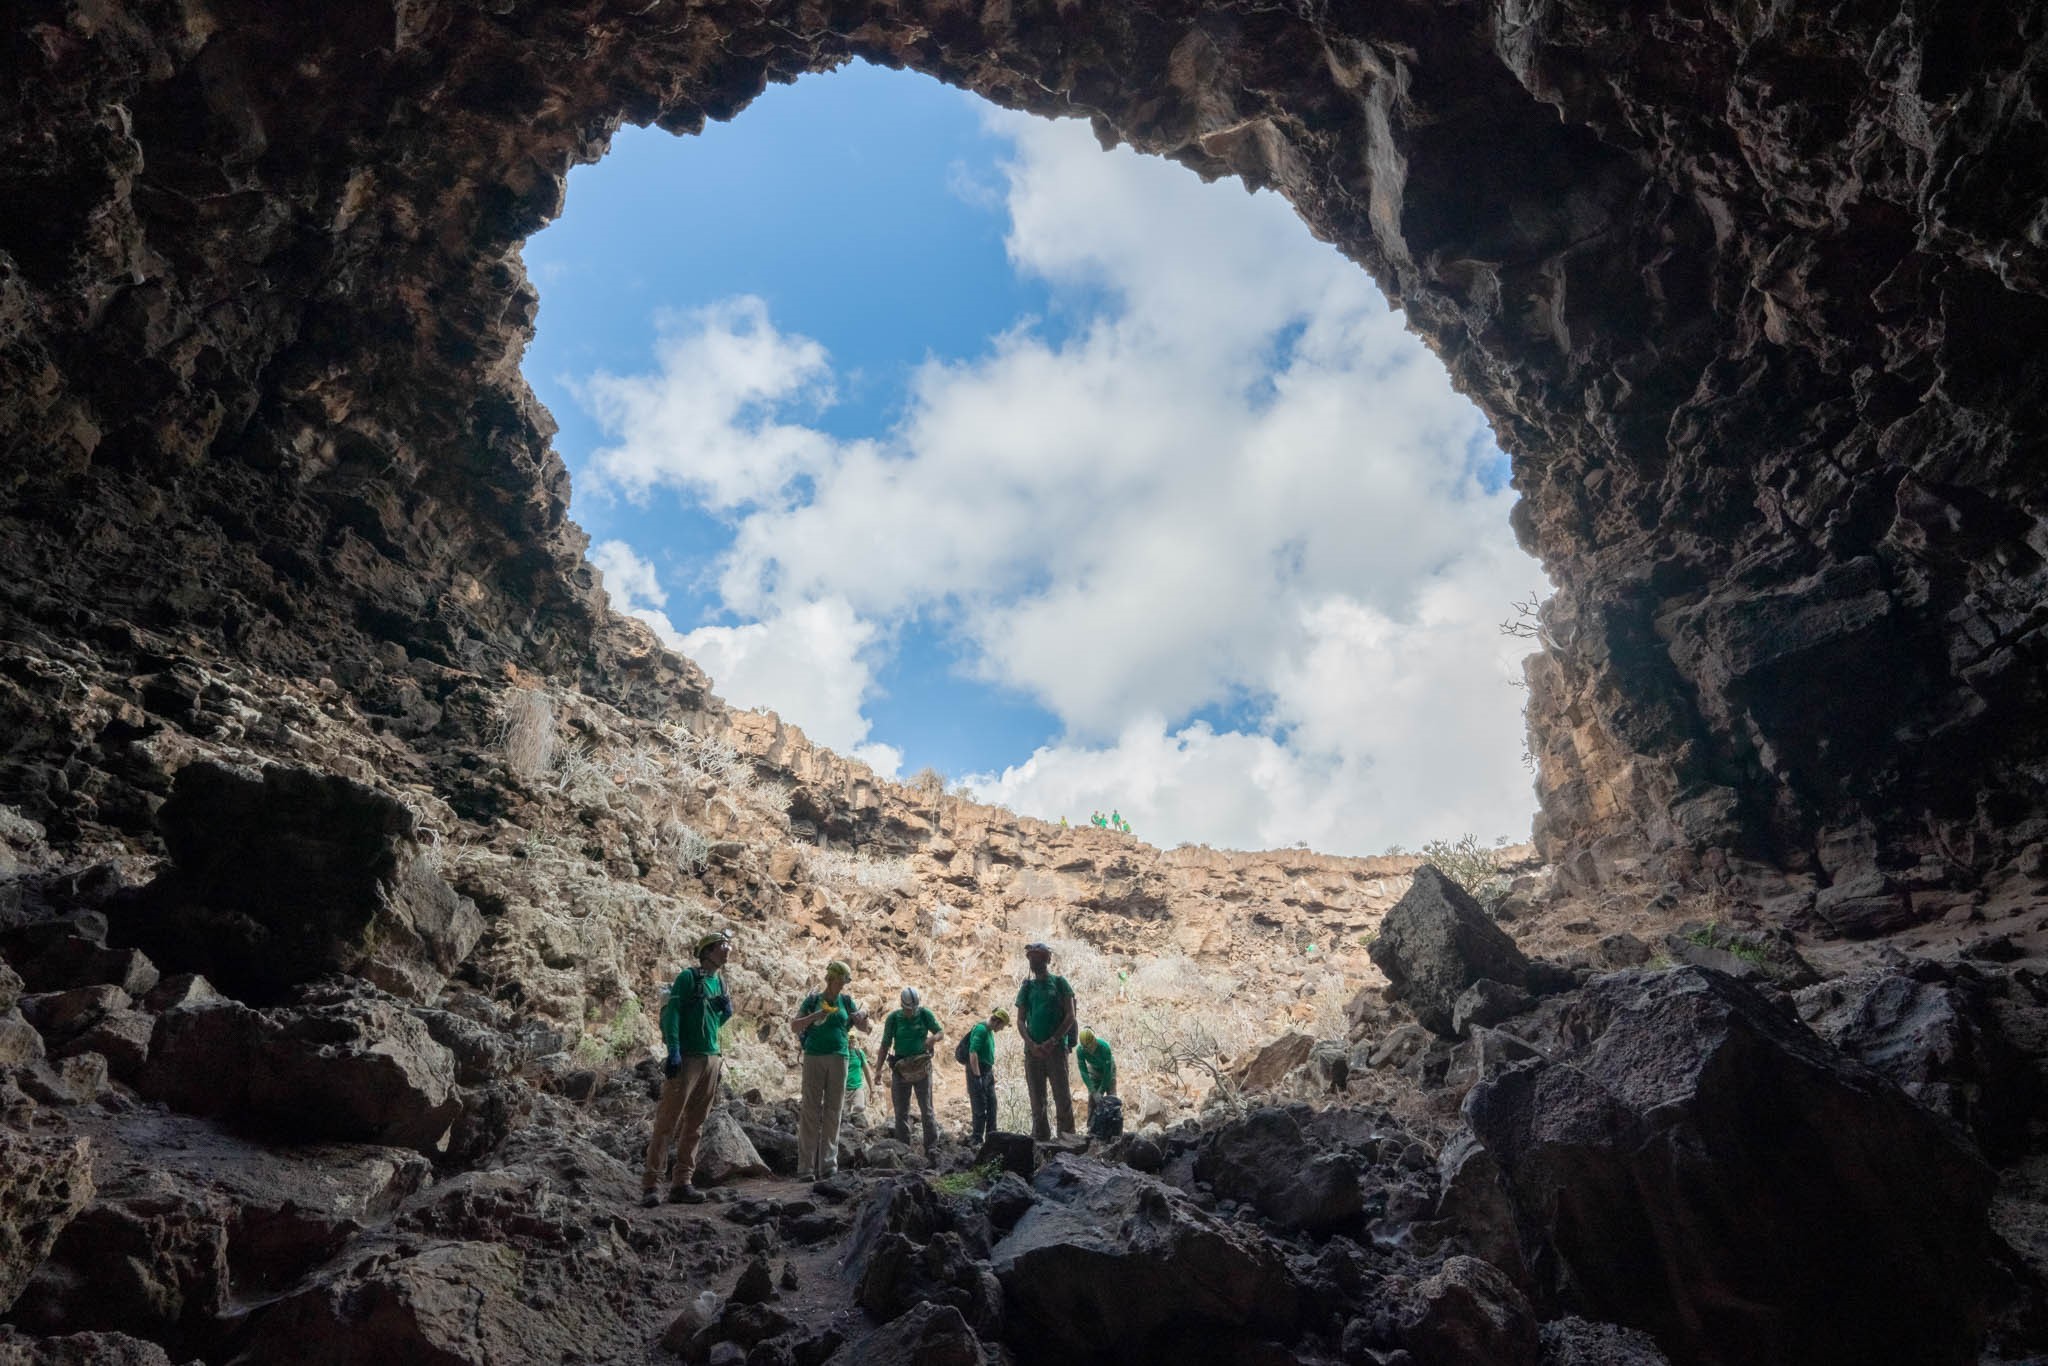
[962, 1007, 1010, 1146]
[876, 986, 944, 1156]
[845, 1042, 870, 1125]
[791, 959, 869, 1181]
[642, 930, 735, 1205]
[1076, 1027, 1117, 1129]
[1014, 941, 1077, 1139]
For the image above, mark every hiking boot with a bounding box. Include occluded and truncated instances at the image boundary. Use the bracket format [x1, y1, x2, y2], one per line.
[668, 1183, 705, 1204]
[638, 1190, 660, 1209]
[794, 1170, 815, 1183]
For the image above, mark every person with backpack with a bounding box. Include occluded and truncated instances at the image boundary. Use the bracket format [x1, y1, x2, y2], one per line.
[792, 959, 868, 1181]
[956, 1007, 1011, 1146]
[877, 986, 944, 1157]
[641, 930, 736, 1206]
[1014, 941, 1077, 1139]
[1076, 1027, 1119, 1135]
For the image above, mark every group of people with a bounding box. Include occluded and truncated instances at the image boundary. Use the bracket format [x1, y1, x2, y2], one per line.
[1088, 809, 1131, 834]
[641, 933, 1119, 1205]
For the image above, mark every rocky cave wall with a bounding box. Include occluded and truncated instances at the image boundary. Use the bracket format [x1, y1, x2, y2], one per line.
[3, 0, 2046, 905]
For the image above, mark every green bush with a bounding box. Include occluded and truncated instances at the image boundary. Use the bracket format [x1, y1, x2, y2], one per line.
[929, 1160, 1002, 1196]
[1420, 834, 1509, 896]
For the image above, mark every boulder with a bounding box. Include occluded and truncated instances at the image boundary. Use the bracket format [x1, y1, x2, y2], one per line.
[695, 1108, 773, 1185]
[0, 1329, 182, 1365]
[0, 1010, 43, 1067]
[0, 924, 157, 998]
[142, 973, 218, 1013]
[142, 995, 460, 1152]
[1538, 1317, 1673, 1365]
[1452, 979, 1535, 1034]
[0, 1132, 94, 1313]
[855, 1230, 1002, 1335]
[1395, 1255, 1540, 1366]
[21, 985, 130, 1046]
[12, 1192, 230, 1352]
[1370, 867, 1569, 1037]
[50, 1007, 153, 1081]
[1232, 1032, 1314, 1092]
[0, 960, 21, 1012]
[229, 1240, 557, 1365]
[1462, 967, 1995, 1366]
[825, 1303, 984, 1366]
[1797, 963, 2035, 1160]
[126, 761, 482, 1002]
[1192, 1107, 1364, 1234]
[991, 1156, 1299, 1355]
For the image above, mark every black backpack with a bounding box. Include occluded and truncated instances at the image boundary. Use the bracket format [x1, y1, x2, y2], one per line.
[954, 1031, 973, 1065]
[1088, 1094, 1124, 1140]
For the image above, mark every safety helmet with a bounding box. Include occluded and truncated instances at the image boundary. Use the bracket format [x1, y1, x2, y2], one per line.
[694, 930, 733, 958]
[1024, 941, 1052, 957]
[900, 986, 920, 1007]
[1078, 1028, 1096, 1047]
[990, 1008, 1011, 1027]
[825, 960, 852, 982]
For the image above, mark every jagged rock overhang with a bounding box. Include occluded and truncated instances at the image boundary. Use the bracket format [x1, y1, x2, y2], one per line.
[2, 1, 2044, 893]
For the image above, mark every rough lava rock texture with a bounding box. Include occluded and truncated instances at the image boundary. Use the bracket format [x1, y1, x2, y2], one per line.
[0, 1131, 95, 1314]
[1464, 966, 1996, 1366]
[1371, 866, 1571, 1037]
[0, 0, 2043, 921]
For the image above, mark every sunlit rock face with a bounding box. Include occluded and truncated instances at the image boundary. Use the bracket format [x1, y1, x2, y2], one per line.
[2, 1, 2043, 901]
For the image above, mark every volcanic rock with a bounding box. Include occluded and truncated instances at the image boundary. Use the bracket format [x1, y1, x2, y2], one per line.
[1370, 868, 1570, 1037]
[1463, 967, 1995, 1365]
[1192, 1107, 1365, 1235]
[1393, 1255, 1540, 1366]
[991, 1155, 1298, 1357]
[0, 1132, 94, 1313]
[127, 762, 482, 1002]
[825, 1303, 985, 1366]
[141, 995, 460, 1152]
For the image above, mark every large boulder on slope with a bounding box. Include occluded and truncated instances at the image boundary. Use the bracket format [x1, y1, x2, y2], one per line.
[0, 1131, 94, 1314]
[1370, 866, 1570, 1037]
[141, 995, 460, 1152]
[1191, 1106, 1364, 1234]
[124, 761, 481, 1001]
[1463, 967, 1995, 1366]
[991, 1156, 1298, 1359]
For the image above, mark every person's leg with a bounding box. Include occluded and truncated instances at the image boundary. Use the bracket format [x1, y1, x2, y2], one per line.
[1086, 1089, 1097, 1130]
[1050, 1050, 1075, 1136]
[642, 1072, 689, 1193]
[984, 1071, 1000, 1138]
[891, 1071, 913, 1143]
[818, 1055, 848, 1176]
[1024, 1049, 1051, 1141]
[967, 1071, 991, 1145]
[671, 1055, 725, 1191]
[795, 1055, 824, 1178]
[914, 1074, 936, 1153]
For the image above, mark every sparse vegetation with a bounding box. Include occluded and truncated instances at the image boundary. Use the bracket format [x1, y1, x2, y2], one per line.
[495, 687, 558, 782]
[1419, 833, 1513, 897]
[1682, 922, 1769, 966]
[930, 1159, 1002, 1196]
[797, 845, 916, 892]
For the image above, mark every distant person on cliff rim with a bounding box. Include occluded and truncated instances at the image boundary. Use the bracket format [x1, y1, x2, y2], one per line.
[642, 930, 734, 1206]
[960, 1007, 1010, 1146]
[1015, 942, 1078, 1139]
[792, 959, 868, 1181]
[878, 986, 945, 1157]
[1076, 1027, 1117, 1130]
[1116, 965, 1131, 1000]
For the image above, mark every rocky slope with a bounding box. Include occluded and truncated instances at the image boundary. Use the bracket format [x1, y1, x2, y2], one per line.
[4, 1, 2048, 1364]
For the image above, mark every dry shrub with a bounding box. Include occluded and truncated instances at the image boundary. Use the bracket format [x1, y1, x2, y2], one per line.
[494, 687, 557, 781]
[797, 845, 916, 892]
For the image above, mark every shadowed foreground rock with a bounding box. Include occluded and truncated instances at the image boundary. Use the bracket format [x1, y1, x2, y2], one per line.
[122, 762, 482, 1003]
[1464, 967, 1995, 1366]
[0, 1131, 94, 1314]
[991, 1155, 1299, 1361]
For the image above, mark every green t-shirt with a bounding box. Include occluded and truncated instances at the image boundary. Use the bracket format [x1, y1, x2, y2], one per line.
[846, 1048, 867, 1090]
[1014, 973, 1075, 1046]
[881, 1006, 942, 1058]
[1077, 1037, 1116, 1092]
[661, 968, 727, 1056]
[798, 991, 860, 1056]
[965, 1021, 996, 1069]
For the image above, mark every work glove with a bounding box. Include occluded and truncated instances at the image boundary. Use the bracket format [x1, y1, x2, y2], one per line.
[664, 1049, 683, 1078]
[713, 992, 733, 1019]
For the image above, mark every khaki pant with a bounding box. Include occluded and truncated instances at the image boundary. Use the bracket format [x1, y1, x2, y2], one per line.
[643, 1054, 724, 1192]
[1024, 1045, 1075, 1139]
[847, 1086, 868, 1124]
[797, 1053, 849, 1177]
[890, 1069, 937, 1151]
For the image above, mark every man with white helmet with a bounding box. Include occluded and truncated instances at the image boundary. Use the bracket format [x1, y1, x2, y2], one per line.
[877, 985, 944, 1157]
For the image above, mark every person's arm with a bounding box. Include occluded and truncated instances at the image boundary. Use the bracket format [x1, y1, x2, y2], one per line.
[927, 1009, 944, 1039]
[1056, 983, 1077, 1048]
[791, 994, 829, 1037]
[876, 1011, 895, 1068]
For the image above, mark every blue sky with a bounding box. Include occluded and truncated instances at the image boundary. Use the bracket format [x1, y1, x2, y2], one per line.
[521, 61, 1545, 853]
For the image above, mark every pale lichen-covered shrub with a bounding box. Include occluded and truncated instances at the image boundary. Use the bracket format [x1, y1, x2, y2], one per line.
[494, 687, 557, 782]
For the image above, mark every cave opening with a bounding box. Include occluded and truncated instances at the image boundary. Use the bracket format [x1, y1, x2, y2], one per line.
[523, 61, 1549, 858]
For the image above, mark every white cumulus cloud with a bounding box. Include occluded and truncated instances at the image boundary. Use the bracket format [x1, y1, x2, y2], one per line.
[565, 103, 1547, 852]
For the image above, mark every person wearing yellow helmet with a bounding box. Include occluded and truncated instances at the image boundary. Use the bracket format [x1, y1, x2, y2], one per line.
[641, 929, 735, 1206]
[792, 959, 869, 1181]
[961, 1007, 1011, 1146]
